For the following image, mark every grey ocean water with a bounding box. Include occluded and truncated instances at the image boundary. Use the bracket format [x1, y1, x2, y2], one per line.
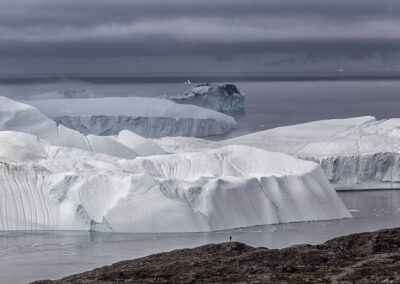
[1, 76, 400, 282]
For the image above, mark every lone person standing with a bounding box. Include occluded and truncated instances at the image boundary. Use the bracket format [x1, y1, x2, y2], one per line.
[229, 236, 232, 242]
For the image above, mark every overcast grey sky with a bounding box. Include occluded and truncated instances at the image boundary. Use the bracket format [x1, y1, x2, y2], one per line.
[1, 0, 400, 74]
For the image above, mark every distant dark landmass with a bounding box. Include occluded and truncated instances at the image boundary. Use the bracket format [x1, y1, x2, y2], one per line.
[34, 227, 400, 283]
[2, 72, 400, 84]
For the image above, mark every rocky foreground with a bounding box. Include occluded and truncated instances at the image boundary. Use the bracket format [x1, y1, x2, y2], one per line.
[34, 227, 400, 283]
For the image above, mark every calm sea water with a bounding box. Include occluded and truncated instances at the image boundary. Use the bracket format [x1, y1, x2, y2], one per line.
[1, 190, 400, 283]
[1, 78, 400, 283]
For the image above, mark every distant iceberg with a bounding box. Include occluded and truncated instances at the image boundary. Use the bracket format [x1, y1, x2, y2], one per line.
[163, 83, 245, 112]
[0, 133, 351, 232]
[24, 97, 237, 138]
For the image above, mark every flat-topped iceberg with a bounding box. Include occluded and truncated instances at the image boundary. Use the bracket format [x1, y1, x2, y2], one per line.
[163, 83, 245, 112]
[0, 96, 163, 158]
[25, 97, 237, 138]
[224, 116, 400, 189]
[0, 132, 350, 232]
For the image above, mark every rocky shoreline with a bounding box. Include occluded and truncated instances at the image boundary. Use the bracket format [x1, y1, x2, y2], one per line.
[33, 227, 400, 283]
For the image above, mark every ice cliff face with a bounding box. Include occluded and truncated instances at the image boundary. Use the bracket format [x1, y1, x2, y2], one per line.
[53, 115, 234, 138]
[310, 152, 400, 190]
[25, 97, 237, 138]
[0, 96, 163, 158]
[163, 83, 245, 112]
[0, 133, 350, 232]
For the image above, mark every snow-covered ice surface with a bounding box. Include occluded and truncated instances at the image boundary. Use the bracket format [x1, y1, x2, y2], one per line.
[0, 96, 163, 158]
[155, 117, 400, 190]
[0, 132, 350, 232]
[28, 89, 100, 100]
[153, 136, 219, 154]
[24, 97, 237, 138]
[163, 83, 245, 112]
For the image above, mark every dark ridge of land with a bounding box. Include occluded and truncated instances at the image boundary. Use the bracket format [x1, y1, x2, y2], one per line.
[33, 227, 400, 283]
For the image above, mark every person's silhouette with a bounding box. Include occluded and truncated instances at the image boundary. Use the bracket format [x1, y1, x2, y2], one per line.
[229, 236, 232, 242]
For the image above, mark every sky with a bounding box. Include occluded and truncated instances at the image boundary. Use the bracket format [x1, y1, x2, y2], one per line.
[0, 0, 400, 74]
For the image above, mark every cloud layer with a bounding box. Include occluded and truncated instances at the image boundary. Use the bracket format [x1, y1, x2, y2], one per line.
[1, 0, 399, 73]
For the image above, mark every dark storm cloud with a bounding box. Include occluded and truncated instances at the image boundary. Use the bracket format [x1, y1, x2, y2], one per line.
[2, 0, 400, 27]
[2, 38, 400, 58]
[1, 0, 399, 72]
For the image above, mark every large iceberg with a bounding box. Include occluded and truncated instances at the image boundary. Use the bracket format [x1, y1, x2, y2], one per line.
[0, 132, 350, 232]
[163, 83, 245, 112]
[25, 97, 237, 138]
[156, 117, 400, 190]
[224, 117, 400, 189]
[0, 96, 163, 158]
